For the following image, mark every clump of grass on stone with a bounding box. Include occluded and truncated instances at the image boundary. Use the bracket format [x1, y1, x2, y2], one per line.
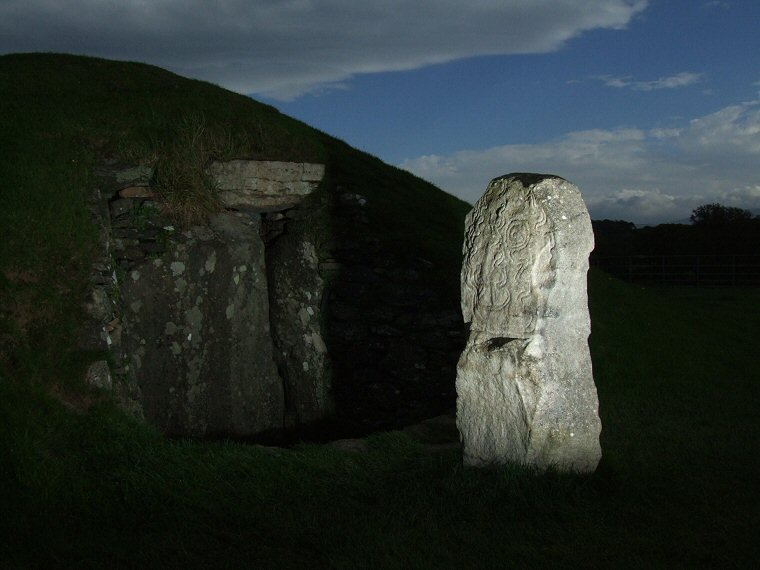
[149, 113, 245, 227]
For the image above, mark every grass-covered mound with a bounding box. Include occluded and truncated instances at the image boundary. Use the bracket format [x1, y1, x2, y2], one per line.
[2, 54, 758, 567]
[0, 52, 470, 402]
[0, 53, 319, 392]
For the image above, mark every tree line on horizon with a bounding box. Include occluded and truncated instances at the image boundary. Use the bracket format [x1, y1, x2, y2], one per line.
[591, 203, 760, 259]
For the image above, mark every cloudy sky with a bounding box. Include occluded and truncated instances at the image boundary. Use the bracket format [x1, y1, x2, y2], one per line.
[2, 0, 759, 223]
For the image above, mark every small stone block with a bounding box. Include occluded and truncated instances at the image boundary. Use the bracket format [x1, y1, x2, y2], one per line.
[119, 186, 156, 199]
[109, 198, 134, 219]
[84, 360, 112, 390]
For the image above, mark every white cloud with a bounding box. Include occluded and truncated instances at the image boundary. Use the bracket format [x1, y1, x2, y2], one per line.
[587, 189, 696, 222]
[720, 185, 760, 209]
[400, 99, 760, 224]
[0, 0, 647, 99]
[683, 102, 760, 155]
[597, 71, 704, 91]
[650, 128, 682, 139]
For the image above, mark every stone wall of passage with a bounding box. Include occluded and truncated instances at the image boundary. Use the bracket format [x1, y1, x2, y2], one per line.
[81, 160, 330, 438]
[80, 159, 466, 441]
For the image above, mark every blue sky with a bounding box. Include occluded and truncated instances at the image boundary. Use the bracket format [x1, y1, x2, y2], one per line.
[2, 0, 759, 223]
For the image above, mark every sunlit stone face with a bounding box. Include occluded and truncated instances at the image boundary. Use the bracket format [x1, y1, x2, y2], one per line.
[456, 173, 602, 473]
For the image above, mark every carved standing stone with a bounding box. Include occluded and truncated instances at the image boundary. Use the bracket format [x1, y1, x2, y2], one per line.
[456, 173, 601, 473]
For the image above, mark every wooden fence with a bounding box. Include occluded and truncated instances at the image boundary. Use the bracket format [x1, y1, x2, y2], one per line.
[591, 254, 760, 286]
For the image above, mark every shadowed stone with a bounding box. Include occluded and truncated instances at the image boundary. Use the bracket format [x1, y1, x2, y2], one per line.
[84, 360, 112, 390]
[267, 233, 334, 428]
[456, 173, 602, 473]
[120, 212, 284, 437]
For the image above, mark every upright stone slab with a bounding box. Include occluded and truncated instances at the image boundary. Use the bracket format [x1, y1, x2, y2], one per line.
[267, 232, 333, 428]
[456, 173, 601, 473]
[120, 212, 284, 438]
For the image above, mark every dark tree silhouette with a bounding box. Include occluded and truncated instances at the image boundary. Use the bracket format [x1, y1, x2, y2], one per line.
[686, 202, 760, 255]
[690, 203, 753, 225]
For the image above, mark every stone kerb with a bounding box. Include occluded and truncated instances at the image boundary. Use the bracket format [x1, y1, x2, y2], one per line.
[208, 160, 325, 210]
[455, 173, 602, 473]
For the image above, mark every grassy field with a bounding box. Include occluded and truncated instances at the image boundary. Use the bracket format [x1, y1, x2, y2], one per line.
[2, 54, 759, 568]
[2, 275, 758, 568]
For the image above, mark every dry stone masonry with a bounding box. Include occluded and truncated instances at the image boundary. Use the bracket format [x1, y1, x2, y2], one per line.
[324, 189, 465, 433]
[456, 174, 602, 473]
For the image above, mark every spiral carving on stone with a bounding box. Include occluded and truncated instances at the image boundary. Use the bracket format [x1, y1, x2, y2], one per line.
[463, 186, 554, 337]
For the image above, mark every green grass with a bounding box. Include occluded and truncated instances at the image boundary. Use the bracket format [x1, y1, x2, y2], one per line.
[2, 54, 759, 568]
[3, 274, 758, 568]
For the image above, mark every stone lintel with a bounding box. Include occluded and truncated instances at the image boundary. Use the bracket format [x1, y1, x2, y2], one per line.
[209, 160, 325, 210]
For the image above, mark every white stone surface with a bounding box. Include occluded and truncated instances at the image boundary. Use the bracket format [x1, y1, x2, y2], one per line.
[456, 173, 602, 473]
[84, 360, 112, 390]
[208, 160, 325, 210]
